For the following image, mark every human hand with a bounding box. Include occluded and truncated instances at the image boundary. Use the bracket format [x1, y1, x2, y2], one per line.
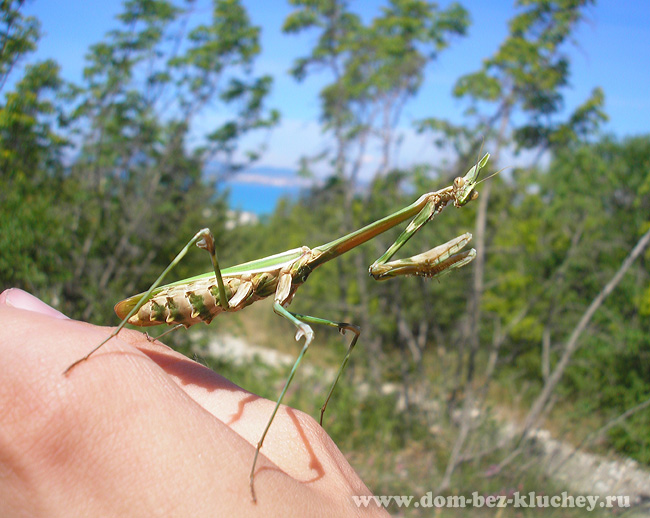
[0, 289, 387, 517]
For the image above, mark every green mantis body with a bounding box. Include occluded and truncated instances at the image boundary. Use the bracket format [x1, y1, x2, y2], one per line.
[65, 153, 490, 502]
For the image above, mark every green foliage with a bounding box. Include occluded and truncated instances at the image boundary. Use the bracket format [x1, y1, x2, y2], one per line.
[481, 136, 650, 461]
[422, 0, 606, 158]
[0, 0, 40, 85]
[0, 2, 71, 297]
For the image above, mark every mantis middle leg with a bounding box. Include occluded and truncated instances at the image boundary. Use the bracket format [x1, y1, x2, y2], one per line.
[248, 303, 360, 502]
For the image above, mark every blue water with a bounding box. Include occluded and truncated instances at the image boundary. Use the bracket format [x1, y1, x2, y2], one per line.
[222, 182, 302, 215]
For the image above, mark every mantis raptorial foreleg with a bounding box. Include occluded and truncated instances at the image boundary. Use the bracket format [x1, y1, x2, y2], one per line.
[368, 156, 488, 280]
[371, 233, 476, 280]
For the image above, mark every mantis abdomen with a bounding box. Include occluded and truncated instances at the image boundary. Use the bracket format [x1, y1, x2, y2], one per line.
[115, 269, 283, 327]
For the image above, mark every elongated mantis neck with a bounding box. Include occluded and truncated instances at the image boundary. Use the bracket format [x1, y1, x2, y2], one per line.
[310, 187, 453, 268]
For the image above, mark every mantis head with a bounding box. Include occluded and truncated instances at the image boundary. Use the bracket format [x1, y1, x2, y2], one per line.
[452, 152, 490, 207]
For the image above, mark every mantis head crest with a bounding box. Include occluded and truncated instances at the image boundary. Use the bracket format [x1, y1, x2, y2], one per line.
[453, 152, 490, 207]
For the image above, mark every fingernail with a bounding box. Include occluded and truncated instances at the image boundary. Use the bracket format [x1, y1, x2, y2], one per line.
[0, 288, 70, 320]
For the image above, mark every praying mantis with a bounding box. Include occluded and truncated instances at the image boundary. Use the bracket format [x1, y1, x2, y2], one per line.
[64, 152, 490, 502]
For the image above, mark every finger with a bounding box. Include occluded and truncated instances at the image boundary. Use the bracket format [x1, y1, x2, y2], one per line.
[0, 288, 69, 320]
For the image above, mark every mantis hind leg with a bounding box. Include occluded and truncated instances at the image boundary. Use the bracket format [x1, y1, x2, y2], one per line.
[64, 228, 228, 375]
[145, 323, 185, 343]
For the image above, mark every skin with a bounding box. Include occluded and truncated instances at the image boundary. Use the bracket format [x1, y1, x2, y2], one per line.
[0, 288, 388, 518]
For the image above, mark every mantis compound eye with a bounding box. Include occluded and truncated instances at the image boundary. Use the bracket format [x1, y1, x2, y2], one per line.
[471, 190, 479, 201]
[453, 177, 464, 188]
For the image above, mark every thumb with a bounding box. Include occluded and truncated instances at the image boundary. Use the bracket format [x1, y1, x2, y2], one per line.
[0, 288, 70, 320]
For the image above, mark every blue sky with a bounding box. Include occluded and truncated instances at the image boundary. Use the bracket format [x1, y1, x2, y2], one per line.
[17, 0, 650, 211]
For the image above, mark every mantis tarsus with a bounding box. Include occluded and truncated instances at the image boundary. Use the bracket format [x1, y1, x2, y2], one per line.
[64, 153, 491, 502]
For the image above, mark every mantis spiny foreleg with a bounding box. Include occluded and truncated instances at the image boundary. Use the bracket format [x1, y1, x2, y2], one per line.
[368, 154, 487, 280]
